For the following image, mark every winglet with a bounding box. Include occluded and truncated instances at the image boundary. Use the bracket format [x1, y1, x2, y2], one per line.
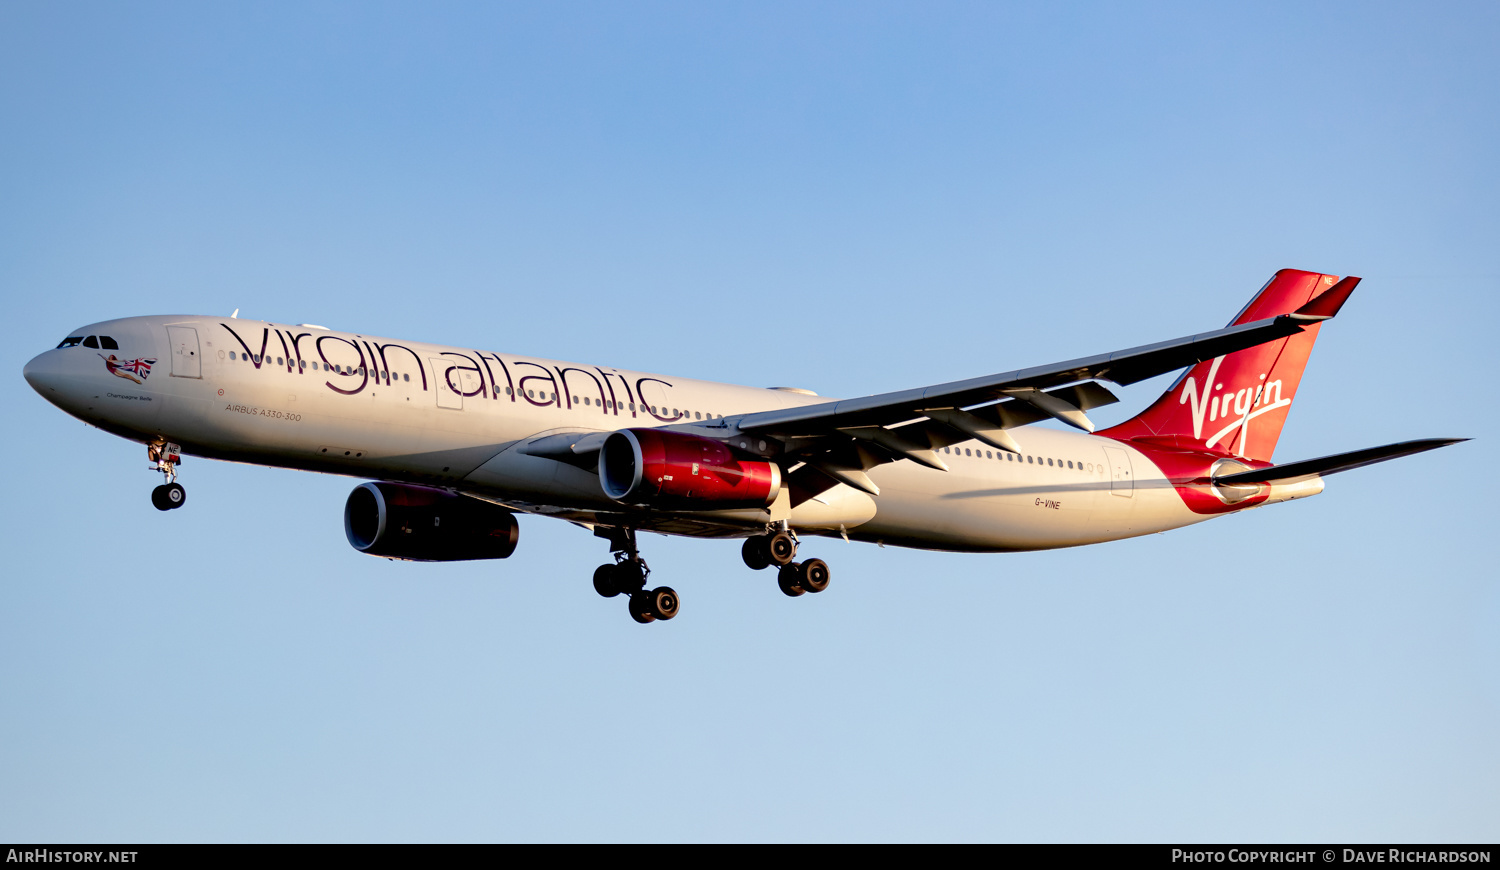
[1289, 276, 1359, 322]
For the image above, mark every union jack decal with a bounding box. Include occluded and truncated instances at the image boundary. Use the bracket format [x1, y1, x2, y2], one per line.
[100, 354, 157, 385]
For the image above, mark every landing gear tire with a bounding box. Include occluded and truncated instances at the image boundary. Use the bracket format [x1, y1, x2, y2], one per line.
[152, 483, 186, 511]
[768, 531, 798, 566]
[646, 586, 679, 620]
[741, 537, 771, 571]
[778, 563, 806, 597]
[593, 564, 621, 598]
[598, 528, 670, 624]
[614, 560, 646, 594]
[800, 558, 830, 593]
[628, 592, 657, 624]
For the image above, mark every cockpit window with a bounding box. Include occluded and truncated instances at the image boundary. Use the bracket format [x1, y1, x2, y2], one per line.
[83, 336, 100, 348]
[56, 336, 84, 348]
[99, 336, 119, 350]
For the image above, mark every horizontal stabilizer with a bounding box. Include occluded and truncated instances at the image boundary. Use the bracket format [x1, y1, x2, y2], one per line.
[1212, 438, 1467, 485]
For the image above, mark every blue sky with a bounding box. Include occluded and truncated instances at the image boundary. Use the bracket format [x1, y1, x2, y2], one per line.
[2, 1, 1496, 842]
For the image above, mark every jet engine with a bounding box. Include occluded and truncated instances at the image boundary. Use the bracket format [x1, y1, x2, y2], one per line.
[600, 428, 781, 509]
[344, 482, 519, 561]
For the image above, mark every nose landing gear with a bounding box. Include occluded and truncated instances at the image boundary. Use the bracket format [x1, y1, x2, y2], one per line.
[148, 441, 187, 511]
[593, 527, 678, 624]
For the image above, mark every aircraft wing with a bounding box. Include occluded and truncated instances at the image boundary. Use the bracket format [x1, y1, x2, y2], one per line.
[723, 279, 1357, 496]
[1212, 438, 1468, 486]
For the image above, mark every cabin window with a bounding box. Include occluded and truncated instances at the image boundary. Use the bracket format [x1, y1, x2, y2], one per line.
[1047, 458, 1054, 466]
[1027, 455, 1033, 464]
[100, 336, 119, 350]
[986, 451, 993, 459]
[229, 352, 237, 360]
[629, 403, 635, 412]
[56, 336, 84, 348]
[276, 357, 284, 366]
[695, 411, 701, 420]
[254, 355, 262, 364]
[83, 336, 99, 348]
[403, 374, 410, 382]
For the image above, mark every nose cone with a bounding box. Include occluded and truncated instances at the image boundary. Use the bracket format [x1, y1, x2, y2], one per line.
[23, 350, 63, 398]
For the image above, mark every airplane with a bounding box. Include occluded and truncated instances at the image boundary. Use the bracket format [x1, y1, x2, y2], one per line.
[22, 268, 1463, 624]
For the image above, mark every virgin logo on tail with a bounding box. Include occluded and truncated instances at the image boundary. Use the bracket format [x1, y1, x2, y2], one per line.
[1178, 356, 1292, 456]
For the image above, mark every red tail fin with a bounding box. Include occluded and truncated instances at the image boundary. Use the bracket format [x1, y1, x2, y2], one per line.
[1099, 269, 1354, 462]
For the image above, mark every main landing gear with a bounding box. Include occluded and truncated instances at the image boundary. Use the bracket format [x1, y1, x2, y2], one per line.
[593, 527, 679, 624]
[741, 526, 831, 598]
[148, 441, 187, 511]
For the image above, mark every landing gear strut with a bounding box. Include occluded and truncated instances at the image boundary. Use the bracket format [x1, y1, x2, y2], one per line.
[593, 527, 678, 624]
[743, 525, 831, 598]
[148, 441, 186, 511]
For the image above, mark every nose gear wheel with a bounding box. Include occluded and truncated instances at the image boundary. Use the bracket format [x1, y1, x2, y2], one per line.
[147, 442, 187, 510]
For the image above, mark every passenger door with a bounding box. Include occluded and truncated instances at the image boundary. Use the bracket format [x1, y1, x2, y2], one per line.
[166, 326, 201, 378]
[1102, 444, 1134, 498]
[430, 357, 463, 410]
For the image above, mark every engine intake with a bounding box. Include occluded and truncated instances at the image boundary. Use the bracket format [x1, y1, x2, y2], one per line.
[344, 482, 519, 561]
[600, 429, 781, 509]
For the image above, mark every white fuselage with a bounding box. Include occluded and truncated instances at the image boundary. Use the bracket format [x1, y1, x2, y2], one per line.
[25, 315, 1284, 552]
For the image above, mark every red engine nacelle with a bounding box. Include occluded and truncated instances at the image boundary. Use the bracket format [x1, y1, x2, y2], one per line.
[344, 482, 520, 561]
[600, 428, 781, 509]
